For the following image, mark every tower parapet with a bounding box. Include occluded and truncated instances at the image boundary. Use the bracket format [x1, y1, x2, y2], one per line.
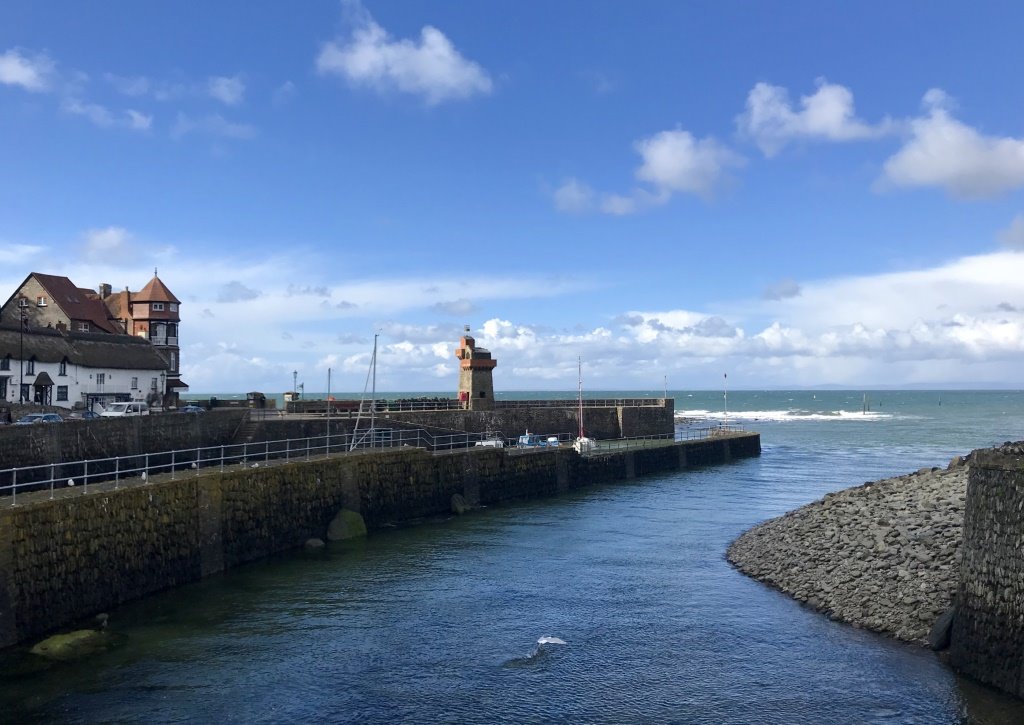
[454, 327, 496, 410]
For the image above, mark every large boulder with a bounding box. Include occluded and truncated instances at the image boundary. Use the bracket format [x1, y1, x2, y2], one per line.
[327, 509, 367, 541]
[30, 629, 109, 661]
[928, 608, 955, 651]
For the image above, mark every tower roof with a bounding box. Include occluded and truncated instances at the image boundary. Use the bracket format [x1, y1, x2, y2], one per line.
[133, 273, 180, 304]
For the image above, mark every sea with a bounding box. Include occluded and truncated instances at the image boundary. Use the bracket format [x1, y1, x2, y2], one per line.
[3, 389, 1024, 724]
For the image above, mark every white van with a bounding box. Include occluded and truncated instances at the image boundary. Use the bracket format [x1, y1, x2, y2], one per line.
[100, 402, 150, 417]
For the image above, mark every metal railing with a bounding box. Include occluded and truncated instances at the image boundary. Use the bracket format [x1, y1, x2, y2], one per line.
[495, 398, 666, 409]
[0, 426, 568, 503]
[1, 423, 745, 503]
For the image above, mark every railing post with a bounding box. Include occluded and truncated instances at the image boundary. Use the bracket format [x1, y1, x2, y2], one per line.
[171, 450, 176, 480]
[10, 469, 16, 507]
[243, 442, 248, 464]
[83, 460, 88, 495]
[265, 441, 269, 464]
[286, 439, 290, 461]
[50, 463, 55, 499]
[145, 454, 150, 481]
[115, 456, 120, 489]
[220, 445, 225, 472]
[306, 437, 310, 461]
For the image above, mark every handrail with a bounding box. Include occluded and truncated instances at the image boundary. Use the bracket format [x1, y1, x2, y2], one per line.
[1, 424, 743, 503]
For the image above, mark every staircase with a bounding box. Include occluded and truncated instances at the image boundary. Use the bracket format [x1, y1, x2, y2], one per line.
[232, 412, 262, 444]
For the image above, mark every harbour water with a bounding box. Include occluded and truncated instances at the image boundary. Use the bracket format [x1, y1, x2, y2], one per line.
[3, 390, 1024, 723]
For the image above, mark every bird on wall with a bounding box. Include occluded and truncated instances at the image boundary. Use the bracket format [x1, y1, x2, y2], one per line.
[67, 479, 75, 487]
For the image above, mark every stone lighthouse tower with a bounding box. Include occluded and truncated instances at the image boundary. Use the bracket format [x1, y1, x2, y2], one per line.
[454, 326, 496, 410]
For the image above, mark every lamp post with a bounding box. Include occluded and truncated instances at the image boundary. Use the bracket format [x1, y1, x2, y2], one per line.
[159, 372, 166, 407]
[17, 299, 28, 404]
[293, 370, 298, 397]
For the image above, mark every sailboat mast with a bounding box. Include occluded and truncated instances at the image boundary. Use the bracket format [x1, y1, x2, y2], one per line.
[370, 333, 378, 445]
[578, 356, 584, 439]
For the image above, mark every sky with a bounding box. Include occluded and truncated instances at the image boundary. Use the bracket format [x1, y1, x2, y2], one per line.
[2, 1, 1024, 393]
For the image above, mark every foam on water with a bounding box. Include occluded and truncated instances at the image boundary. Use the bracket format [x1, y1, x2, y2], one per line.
[676, 408, 894, 423]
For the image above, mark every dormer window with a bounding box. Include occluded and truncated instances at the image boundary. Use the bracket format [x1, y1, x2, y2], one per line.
[59, 358, 68, 376]
[26, 357, 35, 375]
[152, 302, 165, 311]
[36, 296, 47, 307]
[77, 322, 90, 332]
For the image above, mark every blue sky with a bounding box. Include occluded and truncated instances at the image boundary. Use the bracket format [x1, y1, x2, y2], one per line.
[3, 1, 1024, 392]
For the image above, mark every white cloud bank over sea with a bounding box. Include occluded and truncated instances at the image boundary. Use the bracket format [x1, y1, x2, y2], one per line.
[3, 239, 1023, 393]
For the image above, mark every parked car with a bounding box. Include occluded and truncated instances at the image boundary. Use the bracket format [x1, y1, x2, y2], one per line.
[180, 405, 205, 413]
[68, 410, 101, 420]
[15, 413, 63, 425]
[100, 402, 150, 417]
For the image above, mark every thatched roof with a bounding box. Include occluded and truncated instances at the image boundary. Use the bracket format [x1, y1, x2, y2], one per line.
[0, 324, 168, 371]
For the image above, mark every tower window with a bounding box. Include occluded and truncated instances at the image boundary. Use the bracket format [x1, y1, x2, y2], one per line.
[152, 303, 164, 311]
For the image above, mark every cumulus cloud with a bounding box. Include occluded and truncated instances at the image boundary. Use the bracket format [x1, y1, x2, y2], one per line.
[316, 1, 492, 104]
[208, 75, 245, 105]
[997, 215, 1024, 251]
[217, 281, 262, 302]
[172, 112, 256, 140]
[0, 243, 45, 264]
[879, 90, 1024, 199]
[555, 129, 742, 215]
[738, 79, 891, 157]
[0, 48, 54, 92]
[634, 129, 743, 201]
[762, 278, 802, 301]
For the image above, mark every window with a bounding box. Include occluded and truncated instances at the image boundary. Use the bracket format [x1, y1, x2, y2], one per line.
[20, 384, 29, 402]
[152, 302, 164, 311]
[26, 358, 35, 375]
[131, 376, 138, 390]
[0, 355, 9, 371]
[170, 352, 177, 372]
[0, 378, 6, 398]
[96, 373, 105, 385]
[77, 322, 90, 332]
[169, 303, 178, 312]
[56, 386, 68, 401]
[36, 296, 47, 307]
[59, 358, 67, 376]
[151, 377, 158, 391]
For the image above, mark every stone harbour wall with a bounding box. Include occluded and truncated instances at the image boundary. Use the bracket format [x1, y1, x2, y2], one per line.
[0, 432, 759, 648]
[728, 463, 968, 644]
[949, 444, 1024, 698]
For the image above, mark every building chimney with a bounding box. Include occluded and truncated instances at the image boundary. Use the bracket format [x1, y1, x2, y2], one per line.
[98, 282, 112, 299]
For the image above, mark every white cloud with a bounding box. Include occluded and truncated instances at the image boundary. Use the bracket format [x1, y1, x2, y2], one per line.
[316, 2, 492, 105]
[217, 281, 262, 302]
[83, 226, 133, 261]
[61, 98, 152, 131]
[0, 243, 45, 264]
[999, 215, 1024, 250]
[879, 89, 1024, 199]
[0, 48, 54, 92]
[633, 129, 743, 201]
[432, 298, 476, 316]
[738, 79, 892, 157]
[555, 129, 741, 216]
[552, 178, 594, 213]
[172, 112, 257, 140]
[208, 75, 245, 105]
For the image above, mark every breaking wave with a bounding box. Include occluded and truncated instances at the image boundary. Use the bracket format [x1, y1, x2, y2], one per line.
[676, 408, 894, 423]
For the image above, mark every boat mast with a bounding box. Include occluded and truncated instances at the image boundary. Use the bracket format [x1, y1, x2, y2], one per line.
[578, 356, 584, 439]
[370, 332, 378, 447]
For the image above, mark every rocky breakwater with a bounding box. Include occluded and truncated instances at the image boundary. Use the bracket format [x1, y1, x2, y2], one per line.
[728, 460, 969, 645]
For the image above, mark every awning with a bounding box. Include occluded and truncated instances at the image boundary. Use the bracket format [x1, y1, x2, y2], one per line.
[167, 378, 189, 390]
[33, 371, 54, 386]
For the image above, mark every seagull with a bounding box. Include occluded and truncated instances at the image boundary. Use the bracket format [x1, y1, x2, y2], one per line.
[141, 471, 147, 481]
[67, 478, 75, 487]
[190, 462, 198, 469]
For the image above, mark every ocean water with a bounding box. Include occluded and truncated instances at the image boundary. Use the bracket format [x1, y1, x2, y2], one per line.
[3, 390, 1024, 723]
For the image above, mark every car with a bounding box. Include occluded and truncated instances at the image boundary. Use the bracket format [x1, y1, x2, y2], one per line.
[180, 405, 205, 413]
[15, 413, 63, 425]
[100, 402, 150, 417]
[68, 410, 101, 420]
